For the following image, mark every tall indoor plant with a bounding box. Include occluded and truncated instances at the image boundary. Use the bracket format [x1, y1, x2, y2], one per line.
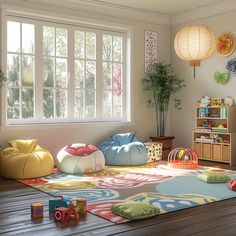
[143, 62, 185, 137]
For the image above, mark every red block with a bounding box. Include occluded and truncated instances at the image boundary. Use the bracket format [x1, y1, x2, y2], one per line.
[31, 203, 43, 219]
[54, 207, 71, 222]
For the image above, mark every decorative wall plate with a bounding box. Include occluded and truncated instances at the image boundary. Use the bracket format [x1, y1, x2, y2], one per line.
[216, 32, 236, 57]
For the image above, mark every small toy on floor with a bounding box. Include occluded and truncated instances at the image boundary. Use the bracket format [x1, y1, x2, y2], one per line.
[76, 198, 87, 214]
[49, 196, 72, 213]
[168, 147, 198, 169]
[54, 207, 71, 222]
[31, 203, 44, 219]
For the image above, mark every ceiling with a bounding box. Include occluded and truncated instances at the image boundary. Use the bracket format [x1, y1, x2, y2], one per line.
[87, 0, 223, 15]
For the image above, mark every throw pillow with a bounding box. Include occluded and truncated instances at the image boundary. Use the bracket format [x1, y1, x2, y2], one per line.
[228, 180, 236, 191]
[65, 144, 97, 156]
[111, 202, 160, 220]
[198, 172, 230, 183]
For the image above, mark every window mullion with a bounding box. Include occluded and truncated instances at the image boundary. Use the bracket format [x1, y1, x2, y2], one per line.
[67, 28, 75, 119]
[96, 31, 103, 118]
[35, 22, 43, 119]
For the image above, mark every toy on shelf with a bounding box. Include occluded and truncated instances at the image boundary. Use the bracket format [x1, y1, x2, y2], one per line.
[199, 96, 211, 107]
[168, 148, 198, 169]
[31, 203, 44, 219]
[54, 207, 71, 222]
[211, 109, 219, 118]
[202, 119, 212, 127]
[211, 98, 224, 107]
[225, 96, 234, 106]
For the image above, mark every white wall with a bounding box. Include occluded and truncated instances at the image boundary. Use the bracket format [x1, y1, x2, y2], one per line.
[171, 11, 236, 148]
[0, 0, 171, 156]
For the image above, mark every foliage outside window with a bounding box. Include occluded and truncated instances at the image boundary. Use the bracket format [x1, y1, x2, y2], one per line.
[5, 16, 127, 124]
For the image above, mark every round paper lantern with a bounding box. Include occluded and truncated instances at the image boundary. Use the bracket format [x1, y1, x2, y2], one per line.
[174, 25, 216, 67]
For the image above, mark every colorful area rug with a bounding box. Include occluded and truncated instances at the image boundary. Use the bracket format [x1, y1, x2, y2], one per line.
[19, 163, 236, 224]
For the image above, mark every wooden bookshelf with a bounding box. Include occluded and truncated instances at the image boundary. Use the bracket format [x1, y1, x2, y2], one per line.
[192, 106, 236, 166]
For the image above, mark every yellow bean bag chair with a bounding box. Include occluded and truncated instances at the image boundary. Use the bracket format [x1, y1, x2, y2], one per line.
[0, 139, 54, 179]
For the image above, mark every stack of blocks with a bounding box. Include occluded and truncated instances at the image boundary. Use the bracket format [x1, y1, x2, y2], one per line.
[145, 142, 163, 162]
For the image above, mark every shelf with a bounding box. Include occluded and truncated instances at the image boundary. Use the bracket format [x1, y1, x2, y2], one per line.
[193, 141, 230, 145]
[198, 157, 229, 163]
[196, 106, 228, 108]
[193, 105, 236, 166]
[196, 117, 227, 120]
[194, 130, 230, 135]
[196, 126, 228, 130]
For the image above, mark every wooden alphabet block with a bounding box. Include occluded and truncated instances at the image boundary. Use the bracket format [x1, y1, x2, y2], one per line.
[54, 207, 71, 222]
[31, 203, 43, 219]
[76, 198, 87, 214]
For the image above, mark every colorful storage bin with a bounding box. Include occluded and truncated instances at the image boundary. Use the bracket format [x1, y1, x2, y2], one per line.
[145, 142, 162, 162]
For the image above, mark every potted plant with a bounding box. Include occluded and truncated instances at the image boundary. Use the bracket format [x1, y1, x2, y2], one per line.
[143, 62, 185, 137]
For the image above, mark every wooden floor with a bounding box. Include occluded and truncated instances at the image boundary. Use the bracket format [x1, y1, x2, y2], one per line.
[1, 161, 236, 236]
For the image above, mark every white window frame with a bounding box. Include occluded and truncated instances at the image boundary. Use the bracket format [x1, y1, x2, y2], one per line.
[2, 12, 132, 125]
[1, 10, 132, 126]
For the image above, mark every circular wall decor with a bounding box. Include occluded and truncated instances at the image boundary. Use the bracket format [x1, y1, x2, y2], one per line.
[226, 58, 236, 74]
[216, 32, 236, 57]
[213, 71, 229, 84]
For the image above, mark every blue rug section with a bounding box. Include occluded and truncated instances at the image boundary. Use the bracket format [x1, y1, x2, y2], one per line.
[157, 175, 236, 199]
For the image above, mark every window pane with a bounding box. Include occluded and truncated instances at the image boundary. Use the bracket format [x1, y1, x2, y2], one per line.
[7, 54, 20, 87]
[56, 58, 67, 88]
[7, 88, 20, 119]
[43, 57, 54, 87]
[22, 23, 35, 53]
[113, 36, 122, 62]
[74, 90, 84, 117]
[85, 90, 95, 117]
[22, 88, 34, 118]
[75, 31, 84, 58]
[113, 63, 122, 91]
[103, 35, 112, 61]
[103, 62, 112, 89]
[86, 32, 96, 59]
[56, 89, 67, 118]
[56, 28, 67, 57]
[7, 21, 20, 53]
[75, 60, 84, 88]
[85, 61, 95, 89]
[103, 91, 112, 117]
[43, 26, 55, 56]
[22, 55, 34, 87]
[43, 89, 54, 118]
[113, 91, 122, 117]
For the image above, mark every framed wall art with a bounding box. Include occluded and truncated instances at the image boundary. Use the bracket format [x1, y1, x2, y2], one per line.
[145, 30, 157, 72]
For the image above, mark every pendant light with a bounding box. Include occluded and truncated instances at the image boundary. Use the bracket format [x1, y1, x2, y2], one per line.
[174, 25, 216, 78]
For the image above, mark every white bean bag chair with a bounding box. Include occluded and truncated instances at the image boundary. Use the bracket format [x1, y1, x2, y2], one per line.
[56, 143, 105, 174]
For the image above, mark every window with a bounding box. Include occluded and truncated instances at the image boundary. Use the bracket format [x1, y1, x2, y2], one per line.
[5, 16, 129, 124]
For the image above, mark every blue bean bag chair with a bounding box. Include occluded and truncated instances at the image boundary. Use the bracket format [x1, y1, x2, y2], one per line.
[99, 133, 147, 166]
